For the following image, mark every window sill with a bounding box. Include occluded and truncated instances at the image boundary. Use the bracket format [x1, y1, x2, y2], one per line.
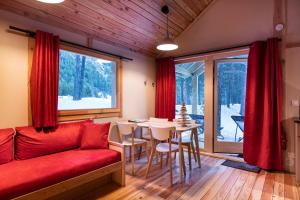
[58, 110, 122, 122]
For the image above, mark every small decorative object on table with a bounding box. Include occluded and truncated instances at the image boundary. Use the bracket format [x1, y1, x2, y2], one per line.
[176, 102, 192, 127]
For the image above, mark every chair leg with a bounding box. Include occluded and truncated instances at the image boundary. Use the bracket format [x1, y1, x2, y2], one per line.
[174, 152, 177, 160]
[181, 147, 186, 176]
[191, 141, 197, 163]
[160, 153, 163, 169]
[138, 146, 142, 160]
[129, 146, 131, 163]
[187, 144, 192, 171]
[131, 145, 135, 176]
[155, 141, 159, 164]
[145, 147, 155, 178]
[145, 143, 149, 162]
[169, 150, 173, 185]
[166, 153, 169, 166]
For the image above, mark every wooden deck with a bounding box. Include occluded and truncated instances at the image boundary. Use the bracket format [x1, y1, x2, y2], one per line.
[79, 154, 300, 200]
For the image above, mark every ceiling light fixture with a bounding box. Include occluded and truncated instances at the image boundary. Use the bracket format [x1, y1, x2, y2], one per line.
[37, 0, 65, 4]
[156, 5, 178, 51]
[275, 23, 284, 32]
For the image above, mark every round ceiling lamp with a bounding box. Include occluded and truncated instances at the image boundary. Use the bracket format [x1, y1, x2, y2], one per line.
[156, 5, 178, 51]
[37, 0, 65, 3]
[275, 23, 284, 32]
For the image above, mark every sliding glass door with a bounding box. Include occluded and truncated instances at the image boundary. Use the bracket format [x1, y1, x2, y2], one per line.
[175, 61, 205, 149]
[213, 58, 247, 153]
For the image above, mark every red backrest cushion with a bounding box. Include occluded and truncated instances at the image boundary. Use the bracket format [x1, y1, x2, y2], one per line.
[0, 128, 15, 165]
[80, 122, 111, 149]
[15, 120, 92, 160]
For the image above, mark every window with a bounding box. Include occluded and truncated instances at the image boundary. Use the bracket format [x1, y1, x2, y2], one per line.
[58, 45, 122, 121]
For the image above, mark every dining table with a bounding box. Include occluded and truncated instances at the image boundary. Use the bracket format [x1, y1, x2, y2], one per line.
[136, 121, 202, 183]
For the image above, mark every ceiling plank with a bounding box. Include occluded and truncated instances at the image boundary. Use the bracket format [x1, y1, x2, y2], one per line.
[0, 1, 156, 55]
[159, 0, 195, 21]
[144, 0, 192, 28]
[13, 0, 157, 53]
[174, 0, 198, 18]
[63, 0, 156, 45]
[128, 0, 185, 31]
[87, 0, 166, 37]
[0, 0, 215, 56]
[118, 0, 182, 34]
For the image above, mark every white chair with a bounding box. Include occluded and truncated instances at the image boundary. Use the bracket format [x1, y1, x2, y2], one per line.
[117, 121, 148, 175]
[142, 117, 169, 140]
[145, 125, 185, 185]
[172, 119, 199, 170]
[138, 117, 169, 160]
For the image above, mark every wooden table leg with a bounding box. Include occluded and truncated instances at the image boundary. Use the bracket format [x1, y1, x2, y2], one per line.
[178, 131, 183, 183]
[138, 127, 143, 160]
[193, 128, 201, 168]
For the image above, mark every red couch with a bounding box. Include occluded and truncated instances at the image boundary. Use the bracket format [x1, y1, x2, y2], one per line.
[0, 121, 125, 200]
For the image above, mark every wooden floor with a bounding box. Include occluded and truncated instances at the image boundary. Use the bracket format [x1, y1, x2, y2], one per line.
[80, 154, 300, 200]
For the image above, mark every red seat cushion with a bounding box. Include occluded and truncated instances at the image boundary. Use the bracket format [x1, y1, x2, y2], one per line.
[0, 128, 14, 165]
[0, 149, 121, 200]
[80, 122, 110, 149]
[15, 120, 92, 160]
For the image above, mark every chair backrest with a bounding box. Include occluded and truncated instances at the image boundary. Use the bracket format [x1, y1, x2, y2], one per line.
[117, 122, 135, 136]
[149, 125, 175, 141]
[149, 117, 168, 123]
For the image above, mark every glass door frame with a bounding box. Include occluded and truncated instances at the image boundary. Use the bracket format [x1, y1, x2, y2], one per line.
[174, 48, 249, 154]
[213, 58, 247, 153]
[174, 60, 206, 150]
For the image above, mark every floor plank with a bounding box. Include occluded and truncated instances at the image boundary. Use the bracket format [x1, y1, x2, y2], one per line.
[77, 154, 299, 200]
[249, 171, 267, 200]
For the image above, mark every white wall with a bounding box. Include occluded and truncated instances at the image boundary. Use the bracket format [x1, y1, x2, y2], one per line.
[165, 0, 274, 57]
[0, 10, 156, 128]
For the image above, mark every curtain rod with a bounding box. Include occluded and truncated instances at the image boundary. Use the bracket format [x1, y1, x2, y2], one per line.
[174, 38, 282, 61]
[9, 26, 133, 61]
[174, 44, 250, 61]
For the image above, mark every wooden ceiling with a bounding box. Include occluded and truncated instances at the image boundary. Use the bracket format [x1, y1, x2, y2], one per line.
[0, 0, 214, 56]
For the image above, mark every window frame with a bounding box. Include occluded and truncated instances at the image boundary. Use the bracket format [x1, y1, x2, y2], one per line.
[57, 44, 122, 122]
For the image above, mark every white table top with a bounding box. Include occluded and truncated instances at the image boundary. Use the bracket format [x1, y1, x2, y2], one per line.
[136, 121, 201, 132]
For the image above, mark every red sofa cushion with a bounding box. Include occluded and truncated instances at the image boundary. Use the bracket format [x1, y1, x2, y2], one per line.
[80, 122, 110, 149]
[0, 128, 14, 165]
[0, 149, 121, 200]
[15, 120, 92, 160]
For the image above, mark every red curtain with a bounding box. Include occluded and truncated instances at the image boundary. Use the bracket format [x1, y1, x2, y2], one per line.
[30, 31, 60, 129]
[155, 58, 175, 121]
[244, 38, 283, 170]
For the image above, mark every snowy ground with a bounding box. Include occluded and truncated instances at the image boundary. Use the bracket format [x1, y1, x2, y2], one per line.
[58, 96, 112, 110]
[176, 104, 244, 146]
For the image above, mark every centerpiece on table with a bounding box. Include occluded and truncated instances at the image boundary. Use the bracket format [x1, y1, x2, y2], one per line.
[176, 102, 192, 127]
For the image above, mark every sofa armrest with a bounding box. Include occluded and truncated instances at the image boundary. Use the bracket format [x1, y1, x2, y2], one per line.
[108, 141, 125, 186]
